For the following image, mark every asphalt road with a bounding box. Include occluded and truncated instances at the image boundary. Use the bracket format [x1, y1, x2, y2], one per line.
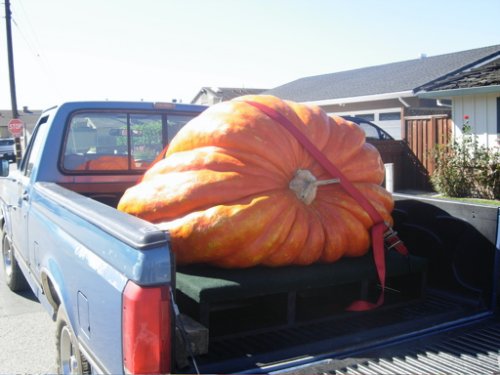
[0, 245, 56, 374]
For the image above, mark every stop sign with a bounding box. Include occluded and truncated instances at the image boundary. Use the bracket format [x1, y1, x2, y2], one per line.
[8, 118, 23, 137]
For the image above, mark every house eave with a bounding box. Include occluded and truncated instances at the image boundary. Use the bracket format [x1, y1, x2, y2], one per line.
[302, 90, 415, 106]
[418, 85, 500, 99]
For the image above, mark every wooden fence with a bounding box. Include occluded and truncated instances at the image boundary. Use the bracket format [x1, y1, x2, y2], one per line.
[404, 115, 452, 175]
[369, 115, 452, 192]
[369, 139, 432, 191]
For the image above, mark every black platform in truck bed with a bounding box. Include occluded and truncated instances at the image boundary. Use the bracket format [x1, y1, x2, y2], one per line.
[176, 250, 427, 330]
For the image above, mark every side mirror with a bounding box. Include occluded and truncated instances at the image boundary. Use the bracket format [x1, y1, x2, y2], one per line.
[0, 159, 9, 177]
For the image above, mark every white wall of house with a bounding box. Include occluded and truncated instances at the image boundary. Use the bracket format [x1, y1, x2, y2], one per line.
[331, 107, 403, 139]
[452, 93, 499, 149]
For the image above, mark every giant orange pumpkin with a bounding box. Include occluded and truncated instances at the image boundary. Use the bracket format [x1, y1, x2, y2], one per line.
[118, 95, 393, 268]
[75, 155, 129, 171]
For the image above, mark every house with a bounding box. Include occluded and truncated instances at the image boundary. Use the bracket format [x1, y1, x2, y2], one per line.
[265, 45, 500, 140]
[191, 87, 267, 106]
[417, 62, 500, 149]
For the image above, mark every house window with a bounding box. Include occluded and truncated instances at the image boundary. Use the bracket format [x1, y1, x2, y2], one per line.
[379, 112, 401, 121]
[354, 113, 374, 121]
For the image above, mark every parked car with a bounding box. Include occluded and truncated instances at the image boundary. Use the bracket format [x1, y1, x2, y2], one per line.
[342, 115, 434, 191]
[342, 115, 394, 140]
[0, 138, 16, 163]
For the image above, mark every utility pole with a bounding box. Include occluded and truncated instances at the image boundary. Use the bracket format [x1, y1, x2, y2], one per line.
[4, 0, 21, 162]
[5, 0, 18, 119]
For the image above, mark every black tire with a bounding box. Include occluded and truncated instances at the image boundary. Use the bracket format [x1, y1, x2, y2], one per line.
[55, 306, 91, 375]
[1, 224, 29, 292]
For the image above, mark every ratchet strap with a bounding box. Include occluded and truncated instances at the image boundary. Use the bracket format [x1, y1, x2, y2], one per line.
[244, 100, 408, 311]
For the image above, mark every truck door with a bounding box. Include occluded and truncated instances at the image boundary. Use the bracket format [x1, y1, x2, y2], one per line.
[10, 169, 29, 263]
[11, 119, 49, 272]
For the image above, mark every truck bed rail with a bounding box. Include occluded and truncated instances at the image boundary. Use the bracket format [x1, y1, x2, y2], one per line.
[36, 182, 168, 250]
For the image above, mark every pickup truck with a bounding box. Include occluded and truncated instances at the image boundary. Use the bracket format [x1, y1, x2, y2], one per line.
[0, 101, 499, 375]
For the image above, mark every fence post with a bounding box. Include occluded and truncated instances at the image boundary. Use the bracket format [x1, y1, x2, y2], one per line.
[384, 163, 394, 193]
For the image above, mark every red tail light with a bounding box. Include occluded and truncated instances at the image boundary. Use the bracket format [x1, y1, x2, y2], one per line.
[122, 281, 171, 374]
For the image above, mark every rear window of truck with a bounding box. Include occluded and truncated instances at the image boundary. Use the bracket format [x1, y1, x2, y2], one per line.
[61, 111, 195, 172]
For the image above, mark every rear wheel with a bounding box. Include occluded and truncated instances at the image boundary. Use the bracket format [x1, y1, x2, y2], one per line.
[1, 224, 28, 292]
[55, 306, 91, 375]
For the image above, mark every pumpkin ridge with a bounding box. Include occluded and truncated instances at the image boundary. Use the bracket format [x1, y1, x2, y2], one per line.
[192, 187, 300, 218]
[237, 98, 328, 176]
[338, 143, 385, 184]
[291, 206, 326, 265]
[153, 145, 292, 181]
[286, 100, 334, 158]
[119, 170, 289, 223]
[313, 184, 392, 229]
[331, 205, 371, 257]
[313, 185, 371, 225]
[261, 204, 308, 266]
[178, 188, 297, 227]
[211, 195, 300, 268]
[168, 100, 307, 175]
[317, 115, 367, 170]
[159, 194, 286, 265]
[315, 204, 352, 262]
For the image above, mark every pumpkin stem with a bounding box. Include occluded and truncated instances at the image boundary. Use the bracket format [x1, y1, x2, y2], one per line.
[316, 177, 341, 186]
[289, 169, 339, 205]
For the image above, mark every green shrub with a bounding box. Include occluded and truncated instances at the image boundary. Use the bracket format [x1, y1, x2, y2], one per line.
[431, 121, 500, 200]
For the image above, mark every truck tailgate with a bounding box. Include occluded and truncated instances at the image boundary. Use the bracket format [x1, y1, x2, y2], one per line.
[275, 316, 500, 375]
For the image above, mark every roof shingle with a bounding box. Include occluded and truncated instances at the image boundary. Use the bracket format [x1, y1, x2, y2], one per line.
[420, 62, 500, 91]
[265, 45, 500, 102]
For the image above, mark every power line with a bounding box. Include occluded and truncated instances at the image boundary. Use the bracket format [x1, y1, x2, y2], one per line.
[13, 0, 43, 57]
[11, 17, 40, 58]
[8, 0, 62, 103]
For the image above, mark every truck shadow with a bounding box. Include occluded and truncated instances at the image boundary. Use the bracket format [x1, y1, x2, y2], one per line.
[14, 287, 39, 302]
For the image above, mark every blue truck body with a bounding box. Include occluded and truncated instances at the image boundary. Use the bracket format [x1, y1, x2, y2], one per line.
[1, 100, 500, 375]
[0, 101, 205, 374]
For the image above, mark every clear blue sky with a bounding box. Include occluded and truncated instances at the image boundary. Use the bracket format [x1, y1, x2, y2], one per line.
[0, 0, 499, 110]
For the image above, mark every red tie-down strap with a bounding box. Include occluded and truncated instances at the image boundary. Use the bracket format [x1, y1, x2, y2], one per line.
[244, 100, 408, 311]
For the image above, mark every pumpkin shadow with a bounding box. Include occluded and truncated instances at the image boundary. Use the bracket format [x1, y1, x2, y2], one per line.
[393, 198, 496, 305]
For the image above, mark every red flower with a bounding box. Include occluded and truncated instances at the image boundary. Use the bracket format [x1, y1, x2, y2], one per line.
[464, 115, 470, 120]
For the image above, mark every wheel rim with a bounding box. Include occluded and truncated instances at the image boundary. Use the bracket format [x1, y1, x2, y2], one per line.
[60, 325, 79, 375]
[2, 235, 13, 278]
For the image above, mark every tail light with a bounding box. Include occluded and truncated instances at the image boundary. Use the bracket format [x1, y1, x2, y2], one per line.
[122, 281, 171, 374]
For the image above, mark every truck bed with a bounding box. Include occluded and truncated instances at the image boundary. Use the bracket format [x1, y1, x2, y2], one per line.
[277, 313, 500, 375]
[178, 288, 487, 374]
[172, 194, 499, 374]
[62, 179, 498, 374]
